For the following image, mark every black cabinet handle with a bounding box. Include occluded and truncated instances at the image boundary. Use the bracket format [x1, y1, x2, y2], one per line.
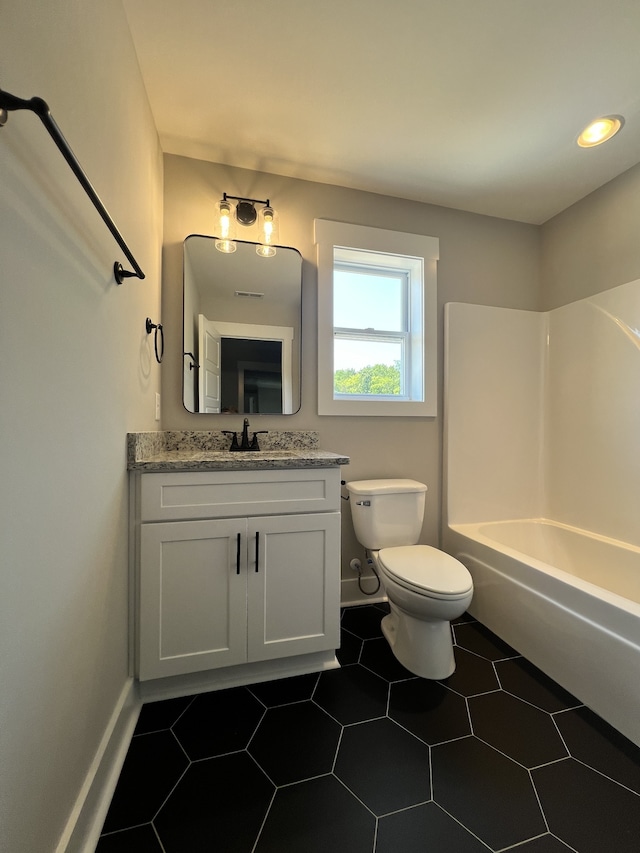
[255, 531, 260, 572]
[236, 532, 241, 575]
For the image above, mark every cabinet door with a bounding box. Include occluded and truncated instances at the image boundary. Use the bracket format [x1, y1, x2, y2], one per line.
[247, 513, 341, 661]
[139, 519, 247, 680]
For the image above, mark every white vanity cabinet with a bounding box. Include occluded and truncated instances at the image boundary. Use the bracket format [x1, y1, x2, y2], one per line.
[133, 468, 342, 681]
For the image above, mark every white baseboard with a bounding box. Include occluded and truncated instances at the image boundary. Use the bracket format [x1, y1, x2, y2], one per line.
[340, 575, 387, 607]
[56, 678, 141, 853]
[137, 650, 339, 704]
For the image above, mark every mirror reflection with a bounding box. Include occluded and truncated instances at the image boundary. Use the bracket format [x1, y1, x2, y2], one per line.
[183, 236, 302, 414]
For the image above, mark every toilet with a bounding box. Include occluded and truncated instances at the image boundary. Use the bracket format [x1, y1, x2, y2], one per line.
[346, 479, 473, 679]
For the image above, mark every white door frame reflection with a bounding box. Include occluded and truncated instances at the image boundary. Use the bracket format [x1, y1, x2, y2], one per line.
[198, 318, 294, 413]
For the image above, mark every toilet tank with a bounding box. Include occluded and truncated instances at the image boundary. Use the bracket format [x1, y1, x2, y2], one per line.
[346, 479, 427, 550]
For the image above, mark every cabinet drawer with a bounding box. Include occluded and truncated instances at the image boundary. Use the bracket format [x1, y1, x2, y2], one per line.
[140, 468, 340, 521]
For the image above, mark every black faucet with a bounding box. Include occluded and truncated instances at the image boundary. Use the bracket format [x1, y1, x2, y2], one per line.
[221, 429, 239, 451]
[240, 418, 252, 450]
[223, 419, 268, 451]
[250, 429, 268, 450]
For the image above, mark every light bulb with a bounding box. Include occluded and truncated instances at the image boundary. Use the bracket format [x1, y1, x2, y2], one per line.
[577, 116, 624, 148]
[220, 214, 231, 238]
[215, 198, 237, 253]
[257, 206, 278, 257]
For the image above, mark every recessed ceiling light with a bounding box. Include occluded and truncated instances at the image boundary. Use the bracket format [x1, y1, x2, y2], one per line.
[577, 115, 624, 148]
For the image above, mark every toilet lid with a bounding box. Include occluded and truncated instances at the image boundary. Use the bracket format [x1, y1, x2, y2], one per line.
[378, 545, 473, 598]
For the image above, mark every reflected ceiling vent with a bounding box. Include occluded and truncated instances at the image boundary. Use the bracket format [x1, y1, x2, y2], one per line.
[234, 290, 265, 299]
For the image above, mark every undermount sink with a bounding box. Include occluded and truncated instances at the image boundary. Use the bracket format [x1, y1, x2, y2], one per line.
[201, 449, 301, 458]
[250, 449, 302, 456]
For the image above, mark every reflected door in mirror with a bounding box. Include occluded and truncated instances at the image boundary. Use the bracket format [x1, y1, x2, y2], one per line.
[183, 236, 302, 415]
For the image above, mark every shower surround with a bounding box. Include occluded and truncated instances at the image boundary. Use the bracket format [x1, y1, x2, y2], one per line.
[443, 279, 640, 746]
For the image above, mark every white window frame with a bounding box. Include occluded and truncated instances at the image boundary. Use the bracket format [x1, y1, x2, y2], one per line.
[315, 219, 439, 417]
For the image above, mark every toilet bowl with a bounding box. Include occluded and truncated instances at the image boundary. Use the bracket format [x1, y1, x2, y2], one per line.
[346, 479, 473, 679]
[373, 545, 473, 679]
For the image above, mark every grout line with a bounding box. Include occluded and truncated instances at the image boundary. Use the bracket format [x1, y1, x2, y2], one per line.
[527, 765, 552, 838]
[430, 801, 494, 850]
[332, 772, 379, 818]
[151, 821, 168, 853]
[250, 784, 277, 853]
[169, 727, 192, 764]
[150, 746, 191, 825]
[464, 695, 474, 735]
[499, 686, 579, 717]
[245, 704, 268, 751]
[568, 754, 640, 797]
[496, 832, 557, 852]
[331, 726, 345, 775]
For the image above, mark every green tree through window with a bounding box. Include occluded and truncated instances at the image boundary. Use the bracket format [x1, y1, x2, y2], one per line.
[334, 361, 402, 395]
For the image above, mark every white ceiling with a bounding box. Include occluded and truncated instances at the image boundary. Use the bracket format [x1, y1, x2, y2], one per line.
[122, 0, 640, 224]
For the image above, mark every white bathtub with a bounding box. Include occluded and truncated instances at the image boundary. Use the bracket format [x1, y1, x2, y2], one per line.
[444, 519, 640, 747]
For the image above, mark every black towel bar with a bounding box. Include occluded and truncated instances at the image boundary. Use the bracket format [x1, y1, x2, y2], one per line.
[0, 86, 145, 284]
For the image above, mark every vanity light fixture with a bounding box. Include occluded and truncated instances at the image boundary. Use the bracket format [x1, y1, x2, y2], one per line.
[577, 115, 624, 148]
[215, 193, 280, 256]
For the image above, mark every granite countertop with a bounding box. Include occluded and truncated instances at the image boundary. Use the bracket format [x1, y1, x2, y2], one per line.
[127, 430, 349, 472]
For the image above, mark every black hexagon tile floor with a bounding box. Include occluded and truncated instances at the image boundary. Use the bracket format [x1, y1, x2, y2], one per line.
[98, 604, 640, 852]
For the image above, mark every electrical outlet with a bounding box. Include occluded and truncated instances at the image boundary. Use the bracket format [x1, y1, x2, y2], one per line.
[155, 392, 161, 421]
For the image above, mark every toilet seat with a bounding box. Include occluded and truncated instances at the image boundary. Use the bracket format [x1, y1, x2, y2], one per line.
[377, 545, 472, 600]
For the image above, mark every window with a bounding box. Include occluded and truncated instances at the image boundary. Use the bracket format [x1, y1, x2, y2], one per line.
[315, 220, 439, 416]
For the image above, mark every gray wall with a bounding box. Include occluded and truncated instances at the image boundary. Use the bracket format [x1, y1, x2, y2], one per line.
[162, 154, 541, 568]
[0, 1, 163, 850]
[541, 161, 640, 309]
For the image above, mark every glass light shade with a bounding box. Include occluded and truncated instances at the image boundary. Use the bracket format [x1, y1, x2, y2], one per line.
[256, 206, 279, 257]
[215, 199, 237, 253]
[577, 116, 624, 148]
[215, 238, 237, 253]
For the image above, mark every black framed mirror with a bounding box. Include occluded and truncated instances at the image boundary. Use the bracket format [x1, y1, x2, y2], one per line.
[183, 235, 302, 414]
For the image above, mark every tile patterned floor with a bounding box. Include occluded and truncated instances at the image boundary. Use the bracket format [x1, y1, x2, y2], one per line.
[97, 605, 640, 852]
